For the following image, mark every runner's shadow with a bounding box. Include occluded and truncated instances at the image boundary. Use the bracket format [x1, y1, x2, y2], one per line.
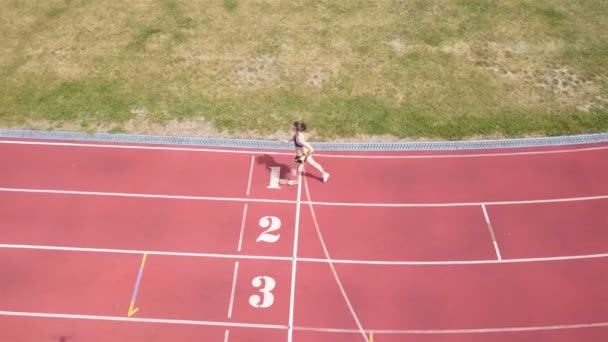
[256, 154, 292, 179]
[256, 154, 322, 182]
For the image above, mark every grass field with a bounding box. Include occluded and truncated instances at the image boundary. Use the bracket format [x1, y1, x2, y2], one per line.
[1, 0, 607, 141]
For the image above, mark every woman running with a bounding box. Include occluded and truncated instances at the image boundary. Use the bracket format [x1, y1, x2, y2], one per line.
[281, 120, 329, 185]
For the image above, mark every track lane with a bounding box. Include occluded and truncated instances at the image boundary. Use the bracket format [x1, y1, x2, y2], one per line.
[0, 143, 255, 198]
[293, 259, 608, 332]
[305, 147, 608, 203]
[293, 326, 608, 342]
[0, 192, 295, 258]
[487, 199, 608, 259]
[0, 249, 136, 316]
[297, 204, 497, 261]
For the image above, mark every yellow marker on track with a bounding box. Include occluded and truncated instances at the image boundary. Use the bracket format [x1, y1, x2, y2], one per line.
[127, 253, 148, 317]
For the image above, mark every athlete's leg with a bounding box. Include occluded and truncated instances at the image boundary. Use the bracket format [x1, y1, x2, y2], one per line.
[282, 159, 300, 185]
[307, 156, 330, 182]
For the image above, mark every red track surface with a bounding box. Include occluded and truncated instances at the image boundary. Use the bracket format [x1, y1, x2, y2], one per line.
[1, 138, 608, 342]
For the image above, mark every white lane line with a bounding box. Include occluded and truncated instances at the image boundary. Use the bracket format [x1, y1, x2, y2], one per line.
[294, 321, 608, 334]
[1, 139, 607, 159]
[2, 186, 608, 208]
[0, 310, 286, 329]
[246, 156, 255, 196]
[305, 194, 608, 208]
[482, 204, 502, 260]
[2, 243, 608, 265]
[299, 252, 608, 265]
[224, 329, 230, 342]
[304, 174, 369, 342]
[0, 187, 294, 204]
[237, 204, 248, 252]
[287, 164, 304, 342]
[0, 244, 292, 262]
[227, 261, 239, 319]
[0, 310, 605, 335]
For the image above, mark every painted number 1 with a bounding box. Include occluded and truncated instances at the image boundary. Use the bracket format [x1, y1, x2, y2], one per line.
[267, 166, 281, 189]
[249, 276, 276, 308]
[257, 216, 281, 243]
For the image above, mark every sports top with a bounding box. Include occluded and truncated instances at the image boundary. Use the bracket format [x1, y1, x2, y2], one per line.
[293, 134, 304, 148]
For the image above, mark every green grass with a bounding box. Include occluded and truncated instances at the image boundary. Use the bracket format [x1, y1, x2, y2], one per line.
[223, 0, 238, 12]
[0, 0, 607, 141]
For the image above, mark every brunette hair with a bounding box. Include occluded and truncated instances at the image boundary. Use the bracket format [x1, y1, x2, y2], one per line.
[293, 120, 307, 132]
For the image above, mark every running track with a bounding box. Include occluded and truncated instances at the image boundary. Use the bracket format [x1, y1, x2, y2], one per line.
[1, 137, 607, 342]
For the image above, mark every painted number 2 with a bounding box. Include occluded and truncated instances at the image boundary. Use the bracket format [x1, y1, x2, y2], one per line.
[257, 216, 281, 243]
[249, 276, 276, 308]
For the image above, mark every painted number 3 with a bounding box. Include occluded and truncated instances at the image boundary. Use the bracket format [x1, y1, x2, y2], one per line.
[257, 216, 281, 243]
[249, 276, 276, 308]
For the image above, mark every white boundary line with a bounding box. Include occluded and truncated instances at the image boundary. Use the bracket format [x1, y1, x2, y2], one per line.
[1, 243, 608, 265]
[227, 261, 239, 319]
[224, 329, 230, 342]
[304, 174, 370, 342]
[482, 204, 502, 260]
[287, 164, 304, 342]
[2, 186, 608, 208]
[1, 139, 607, 159]
[315, 145, 608, 159]
[237, 204, 248, 252]
[228, 160, 253, 321]
[0, 310, 605, 335]
[0, 139, 285, 156]
[246, 156, 255, 196]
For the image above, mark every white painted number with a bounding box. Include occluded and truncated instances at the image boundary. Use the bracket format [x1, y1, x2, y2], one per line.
[249, 276, 276, 308]
[257, 216, 281, 243]
[267, 166, 281, 189]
